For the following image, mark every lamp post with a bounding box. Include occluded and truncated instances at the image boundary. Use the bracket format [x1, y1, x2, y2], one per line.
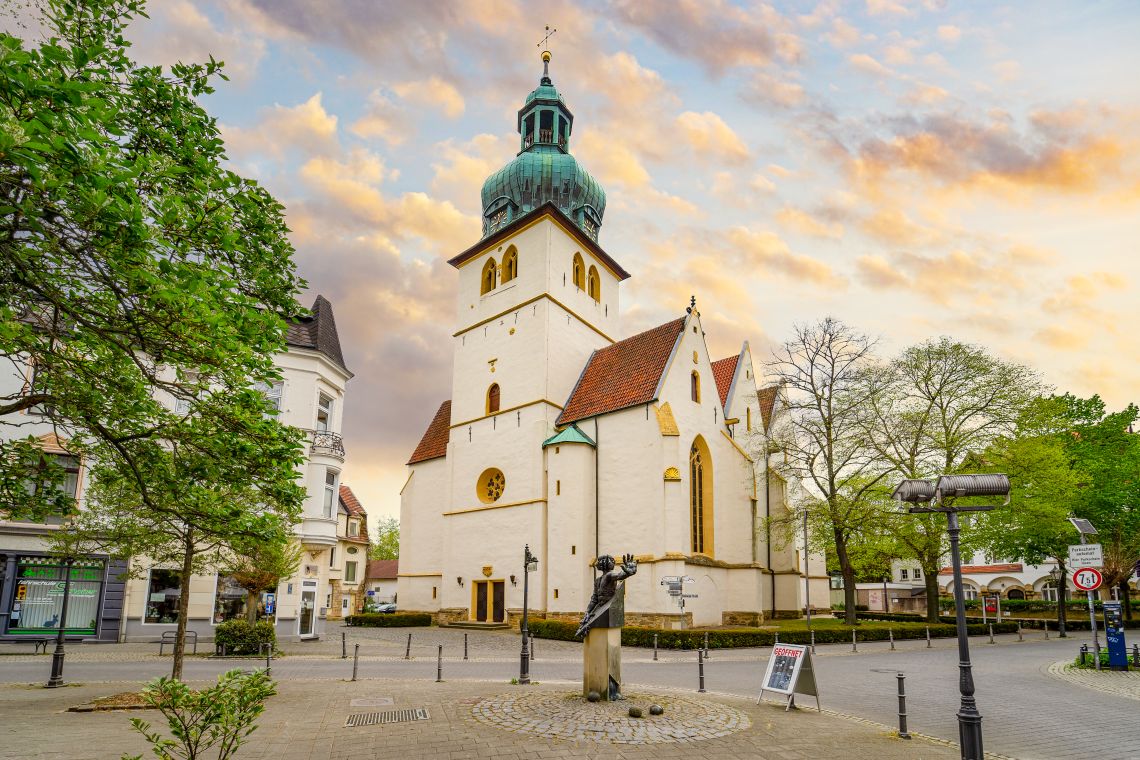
[802, 508, 812, 630]
[518, 544, 538, 685]
[1047, 566, 1067, 638]
[893, 474, 1010, 760]
[46, 554, 76, 688]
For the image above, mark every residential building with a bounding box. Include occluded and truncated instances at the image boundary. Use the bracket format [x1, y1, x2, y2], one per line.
[366, 559, 398, 605]
[328, 485, 370, 620]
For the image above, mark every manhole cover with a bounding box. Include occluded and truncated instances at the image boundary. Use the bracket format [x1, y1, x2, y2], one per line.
[350, 698, 394, 707]
[345, 708, 429, 727]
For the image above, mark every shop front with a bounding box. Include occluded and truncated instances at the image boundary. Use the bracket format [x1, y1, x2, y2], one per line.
[0, 553, 126, 642]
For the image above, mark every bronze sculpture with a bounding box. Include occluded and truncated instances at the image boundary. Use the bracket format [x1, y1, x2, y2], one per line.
[576, 553, 637, 637]
[577, 553, 637, 700]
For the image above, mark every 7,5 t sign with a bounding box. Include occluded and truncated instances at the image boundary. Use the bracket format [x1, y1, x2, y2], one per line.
[1072, 567, 1103, 592]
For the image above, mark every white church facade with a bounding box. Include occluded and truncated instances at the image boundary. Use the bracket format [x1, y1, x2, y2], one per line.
[397, 53, 826, 629]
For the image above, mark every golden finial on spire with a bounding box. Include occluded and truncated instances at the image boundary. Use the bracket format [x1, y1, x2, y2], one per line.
[537, 25, 556, 81]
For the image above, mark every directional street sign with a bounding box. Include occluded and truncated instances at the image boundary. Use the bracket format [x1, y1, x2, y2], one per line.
[1072, 567, 1103, 592]
[681, 594, 699, 599]
[1068, 543, 1103, 568]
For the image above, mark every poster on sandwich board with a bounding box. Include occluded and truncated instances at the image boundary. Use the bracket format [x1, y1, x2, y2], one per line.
[757, 643, 820, 711]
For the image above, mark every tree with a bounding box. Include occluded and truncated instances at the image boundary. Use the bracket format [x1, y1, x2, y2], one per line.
[370, 516, 399, 560]
[864, 337, 1039, 621]
[764, 317, 887, 624]
[226, 540, 302, 624]
[0, 0, 304, 520]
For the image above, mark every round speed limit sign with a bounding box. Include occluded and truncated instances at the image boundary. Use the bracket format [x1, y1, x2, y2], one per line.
[1072, 567, 1103, 591]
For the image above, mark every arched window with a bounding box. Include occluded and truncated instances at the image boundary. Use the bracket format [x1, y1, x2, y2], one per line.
[502, 247, 518, 284]
[572, 253, 585, 290]
[689, 437, 713, 555]
[481, 258, 497, 295]
[691, 371, 701, 403]
[587, 265, 600, 302]
[486, 383, 500, 414]
[746, 407, 752, 431]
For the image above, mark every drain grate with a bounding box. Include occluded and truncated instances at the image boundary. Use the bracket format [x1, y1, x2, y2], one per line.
[345, 708, 429, 728]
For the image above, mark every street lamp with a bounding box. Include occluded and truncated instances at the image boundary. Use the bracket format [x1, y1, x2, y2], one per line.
[893, 473, 1010, 760]
[1047, 566, 1067, 638]
[518, 544, 538, 685]
[46, 554, 76, 688]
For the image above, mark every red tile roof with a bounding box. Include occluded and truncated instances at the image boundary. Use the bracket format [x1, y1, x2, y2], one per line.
[408, 400, 452, 464]
[939, 563, 1023, 576]
[758, 385, 779, 432]
[711, 354, 740, 409]
[366, 559, 398, 580]
[557, 318, 686, 426]
[338, 484, 366, 516]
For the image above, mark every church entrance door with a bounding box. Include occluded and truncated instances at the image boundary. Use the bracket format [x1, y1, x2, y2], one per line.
[492, 581, 505, 623]
[475, 582, 488, 621]
[471, 580, 506, 623]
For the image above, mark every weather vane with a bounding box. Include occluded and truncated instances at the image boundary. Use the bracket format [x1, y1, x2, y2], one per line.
[537, 24, 557, 51]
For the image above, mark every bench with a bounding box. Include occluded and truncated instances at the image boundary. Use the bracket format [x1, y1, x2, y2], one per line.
[1, 638, 52, 653]
[158, 630, 197, 655]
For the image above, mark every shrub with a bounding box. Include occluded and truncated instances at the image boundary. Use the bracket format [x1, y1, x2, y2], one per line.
[214, 619, 276, 655]
[345, 613, 432, 627]
[122, 669, 275, 760]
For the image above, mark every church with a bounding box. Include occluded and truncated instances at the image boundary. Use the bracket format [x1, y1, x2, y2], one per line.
[397, 51, 826, 629]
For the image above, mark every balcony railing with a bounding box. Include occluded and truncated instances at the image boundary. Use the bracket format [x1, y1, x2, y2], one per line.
[310, 430, 345, 459]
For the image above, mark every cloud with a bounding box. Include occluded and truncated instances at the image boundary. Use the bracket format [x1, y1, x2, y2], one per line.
[725, 227, 844, 286]
[430, 133, 517, 212]
[994, 60, 1021, 82]
[823, 18, 861, 48]
[776, 207, 844, 239]
[866, 0, 913, 16]
[858, 207, 941, 245]
[901, 84, 949, 105]
[128, 0, 267, 82]
[221, 93, 339, 160]
[741, 71, 808, 108]
[393, 76, 465, 118]
[936, 25, 961, 43]
[675, 111, 751, 163]
[882, 44, 915, 66]
[849, 53, 894, 77]
[349, 90, 411, 145]
[854, 244, 1049, 305]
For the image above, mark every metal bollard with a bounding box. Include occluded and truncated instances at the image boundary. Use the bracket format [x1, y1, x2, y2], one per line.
[1017, 622, 1023, 642]
[405, 632, 412, 660]
[988, 624, 995, 644]
[653, 633, 658, 661]
[1132, 643, 1139, 668]
[697, 648, 707, 693]
[1044, 619, 1050, 639]
[810, 629, 816, 654]
[529, 632, 535, 661]
[852, 629, 857, 653]
[436, 644, 443, 682]
[774, 631, 780, 645]
[1080, 643, 1089, 666]
[464, 633, 468, 661]
[896, 672, 911, 739]
[704, 631, 710, 659]
[889, 629, 895, 651]
[341, 631, 347, 659]
[926, 626, 931, 648]
[266, 647, 272, 676]
[351, 643, 359, 682]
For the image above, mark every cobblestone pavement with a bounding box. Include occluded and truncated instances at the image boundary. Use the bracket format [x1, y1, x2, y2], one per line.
[1046, 660, 1140, 701]
[0, 677, 957, 760]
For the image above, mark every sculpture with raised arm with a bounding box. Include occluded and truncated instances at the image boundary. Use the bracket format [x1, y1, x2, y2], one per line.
[577, 553, 638, 700]
[576, 553, 637, 637]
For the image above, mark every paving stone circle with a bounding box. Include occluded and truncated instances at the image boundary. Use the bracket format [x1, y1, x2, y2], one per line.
[471, 689, 751, 744]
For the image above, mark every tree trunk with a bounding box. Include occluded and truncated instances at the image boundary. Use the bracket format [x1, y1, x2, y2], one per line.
[1119, 579, 1132, 621]
[247, 590, 259, 624]
[1057, 563, 1068, 635]
[924, 570, 940, 623]
[834, 528, 857, 625]
[172, 530, 194, 681]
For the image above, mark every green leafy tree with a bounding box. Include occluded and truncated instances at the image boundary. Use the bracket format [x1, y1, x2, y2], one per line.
[0, 0, 304, 520]
[864, 337, 1040, 621]
[369, 516, 400, 560]
[225, 540, 302, 624]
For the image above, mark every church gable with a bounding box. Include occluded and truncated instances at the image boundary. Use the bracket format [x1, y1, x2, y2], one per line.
[407, 400, 452, 464]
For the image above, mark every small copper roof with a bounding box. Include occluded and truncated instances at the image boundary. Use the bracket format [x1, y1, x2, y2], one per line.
[557, 317, 685, 426]
[408, 401, 452, 465]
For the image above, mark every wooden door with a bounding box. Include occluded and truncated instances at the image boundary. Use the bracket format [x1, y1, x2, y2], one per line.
[475, 582, 488, 622]
[492, 581, 505, 623]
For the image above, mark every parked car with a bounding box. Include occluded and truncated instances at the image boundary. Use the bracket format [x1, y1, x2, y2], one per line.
[375, 603, 397, 614]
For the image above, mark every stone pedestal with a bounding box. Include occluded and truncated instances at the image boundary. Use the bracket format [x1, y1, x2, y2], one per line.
[583, 626, 623, 700]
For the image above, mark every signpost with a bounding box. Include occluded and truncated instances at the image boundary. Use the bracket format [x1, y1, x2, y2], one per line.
[757, 643, 820, 711]
[1067, 543, 1103, 568]
[660, 576, 697, 627]
[1069, 519, 1103, 671]
[1103, 602, 1128, 671]
[1072, 567, 1102, 592]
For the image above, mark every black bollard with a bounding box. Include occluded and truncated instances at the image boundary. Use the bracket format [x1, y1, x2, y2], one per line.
[1080, 643, 1088, 666]
[926, 626, 931, 648]
[988, 624, 995, 644]
[896, 672, 911, 739]
[851, 629, 857, 653]
[405, 632, 412, 660]
[1044, 619, 1050, 639]
[704, 630, 710, 659]
[1132, 643, 1139, 668]
[653, 633, 658, 662]
[341, 631, 347, 659]
[436, 644, 443, 683]
[697, 648, 706, 693]
[889, 628, 895, 651]
[351, 643, 359, 682]
[529, 632, 535, 661]
[266, 646, 272, 676]
[1017, 622, 1023, 642]
[464, 633, 468, 661]
[810, 629, 816, 654]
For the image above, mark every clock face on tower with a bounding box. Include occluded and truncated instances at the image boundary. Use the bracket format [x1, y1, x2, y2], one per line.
[488, 209, 508, 233]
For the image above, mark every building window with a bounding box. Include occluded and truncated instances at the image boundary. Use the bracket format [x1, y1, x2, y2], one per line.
[11, 557, 104, 634]
[587, 265, 600, 302]
[342, 597, 349, 610]
[323, 469, 339, 518]
[689, 437, 713, 555]
[486, 383, 500, 414]
[348, 519, 360, 537]
[1041, 581, 1068, 602]
[316, 393, 333, 432]
[572, 253, 585, 289]
[432, 586, 437, 599]
[329, 546, 335, 568]
[691, 371, 701, 403]
[145, 568, 182, 624]
[900, 569, 908, 580]
[502, 247, 518, 283]
[255, 380, 283, 412]
[481, 258, 497, 295]
[26, 361, 53, 416]
[345, 561, 358, 583]
[477, 467, 506, 504]
[213, 575, 250, 623]
[27, 453, 81, 501]
[914, 568, 922, 579]
[746, 407, 751, 431]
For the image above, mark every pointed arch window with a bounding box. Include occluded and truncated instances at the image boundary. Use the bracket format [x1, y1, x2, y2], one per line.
[481, 258, 497, 295]
[486, 383, 500, 414]
[689, 437, 713, 555]
[502, 247, 518, 284]
[587, 265, 600, 302]
[572, 253, 585, 290]
[691, 371, 701, 403]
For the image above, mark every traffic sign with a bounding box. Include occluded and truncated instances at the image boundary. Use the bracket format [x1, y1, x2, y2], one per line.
[1072, 567, 1103, 591]
[1068, 543, 1103, 568]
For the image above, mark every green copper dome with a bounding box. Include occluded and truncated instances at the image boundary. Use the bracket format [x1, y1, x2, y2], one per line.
[480, 55, 606, 240]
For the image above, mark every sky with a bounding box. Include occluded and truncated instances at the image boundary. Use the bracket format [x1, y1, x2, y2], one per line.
[12, 1, 1140, 523]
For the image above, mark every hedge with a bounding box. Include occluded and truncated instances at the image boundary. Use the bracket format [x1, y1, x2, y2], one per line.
[527, 618, 1018, 648]
[857, 610, 1140, 631]
[345, 613, 433, 627]
[214, 619, 276, 655]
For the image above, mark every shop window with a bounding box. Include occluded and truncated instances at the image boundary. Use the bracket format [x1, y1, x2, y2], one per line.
[11, 557, 104, 634]
[345, 561, 358, 583]
[145, 568, 182, 624]
[213, 575, 250, 624]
